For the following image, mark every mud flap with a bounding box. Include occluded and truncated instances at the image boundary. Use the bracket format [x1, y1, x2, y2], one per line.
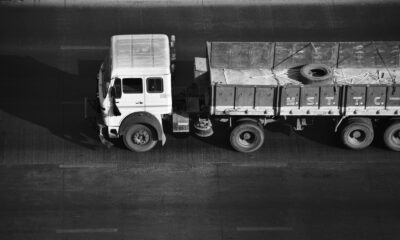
[162, 132, 166, 146]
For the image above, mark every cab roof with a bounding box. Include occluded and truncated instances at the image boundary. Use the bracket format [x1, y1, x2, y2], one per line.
[111, 34, 170, 77]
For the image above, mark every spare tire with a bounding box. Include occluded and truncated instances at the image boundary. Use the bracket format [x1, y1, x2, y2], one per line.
[300, 63, 333, 85]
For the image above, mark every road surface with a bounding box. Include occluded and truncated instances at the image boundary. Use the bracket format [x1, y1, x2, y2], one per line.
[1, 1, 400, 239]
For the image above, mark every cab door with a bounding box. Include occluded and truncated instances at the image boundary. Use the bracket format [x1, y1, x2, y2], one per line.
[117, 77, 145, 113]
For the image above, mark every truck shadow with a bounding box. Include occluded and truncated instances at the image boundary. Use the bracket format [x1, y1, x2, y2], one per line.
[267, 118, 386, 149]
[190, 118, 340, 151]
[290, 118, 388, 149]
[266, 119, 341, 149]
[192, 119, 341, 151]
[191, 121, 233, 151]
[288, 119, 341, 147]
[197, 119, 341, 150]
[0, 55, 101, 150]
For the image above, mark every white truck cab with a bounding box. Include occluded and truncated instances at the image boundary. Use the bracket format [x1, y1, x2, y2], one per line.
[97, 34, 173, 152]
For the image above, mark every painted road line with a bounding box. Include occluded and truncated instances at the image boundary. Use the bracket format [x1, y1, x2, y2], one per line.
[0, 101, 82, 105]
[60, 45, 109, 50]
[61, 101, 83, 105]
[56, 228, 118, 233]
[236, 226, 293, 231]
[1, 0, 395, 8]
[59, 163, 117, 168]
[231, 162, 288, 168]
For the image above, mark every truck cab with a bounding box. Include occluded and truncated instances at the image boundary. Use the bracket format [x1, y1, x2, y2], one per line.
[97, 34, 173, 152]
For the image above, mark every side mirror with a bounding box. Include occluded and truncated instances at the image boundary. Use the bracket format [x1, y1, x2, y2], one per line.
[110, 86, 116, 98]
[109, 86, 121, 116]
[170, 35, 176, 62]
[113, 78, 122, 99]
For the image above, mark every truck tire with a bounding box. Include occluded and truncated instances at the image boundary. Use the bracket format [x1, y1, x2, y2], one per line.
[230, 122, 265, 153]
[383, 121, 400, 151]
[300, 63, 333, 85]
[123, 124, 157, 152]
[340, 118, 374, 150]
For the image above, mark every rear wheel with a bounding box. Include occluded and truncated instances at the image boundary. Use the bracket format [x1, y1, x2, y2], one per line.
[340, 118, 374, 150]
[230, 122, 265, 153]
[123, 124, 157, 152]
[383, 121, 400, 151]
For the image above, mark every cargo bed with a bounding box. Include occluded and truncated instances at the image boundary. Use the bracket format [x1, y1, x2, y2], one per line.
[205, 41, 400, 117]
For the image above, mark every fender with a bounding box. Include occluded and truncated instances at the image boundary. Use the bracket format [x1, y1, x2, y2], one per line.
[119, 112, 163, 141]
[235, 117, 263, 128]
[381, 117, 400, 128]
[334, 116, 349, 132]
[388, 117, 400, 122]
[335, 117, 372, 132]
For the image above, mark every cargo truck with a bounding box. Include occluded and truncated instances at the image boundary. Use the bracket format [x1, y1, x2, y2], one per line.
[90, 34, 400, 153]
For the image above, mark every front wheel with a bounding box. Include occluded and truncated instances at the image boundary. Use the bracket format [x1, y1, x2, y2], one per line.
[123, 124, 157, 152]
[230, 122, 265, 153]
[383, 121, 400, 151]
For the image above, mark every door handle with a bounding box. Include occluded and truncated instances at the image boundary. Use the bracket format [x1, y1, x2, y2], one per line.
[115, 101, 119, 103]
[136, 101, 143, 104]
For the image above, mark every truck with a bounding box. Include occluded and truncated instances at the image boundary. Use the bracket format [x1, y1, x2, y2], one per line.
[90, 34, 400, 153]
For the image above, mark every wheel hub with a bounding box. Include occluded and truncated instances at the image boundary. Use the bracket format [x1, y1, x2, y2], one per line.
[393, 130, 400, 144]
[243, 133, 251, 140]
[396, 131, 400, 139]
[239, 131, 255, 146]
[352, 130, 361, 138]
[133, 130, 149, 145]
[349, 129, 366, 144]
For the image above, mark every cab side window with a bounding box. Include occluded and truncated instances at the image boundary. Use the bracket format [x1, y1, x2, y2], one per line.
[147, 77, 163, 93]
[123, 78, 143, 94]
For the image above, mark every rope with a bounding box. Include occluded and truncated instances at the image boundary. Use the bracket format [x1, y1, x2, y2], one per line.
[271, 68, 281, 87]
[273, 43, 312, 69]
[373, 42, 397, 93]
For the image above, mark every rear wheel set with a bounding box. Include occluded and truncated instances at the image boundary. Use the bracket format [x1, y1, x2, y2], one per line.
[340, 118, 400, 151]
[120, 119, 400, 153]
[383, 121, 400, 151]
[229, 118, 400, 152]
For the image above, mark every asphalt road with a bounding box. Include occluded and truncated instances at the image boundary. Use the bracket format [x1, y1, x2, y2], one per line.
[1, 1, 400, 240]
